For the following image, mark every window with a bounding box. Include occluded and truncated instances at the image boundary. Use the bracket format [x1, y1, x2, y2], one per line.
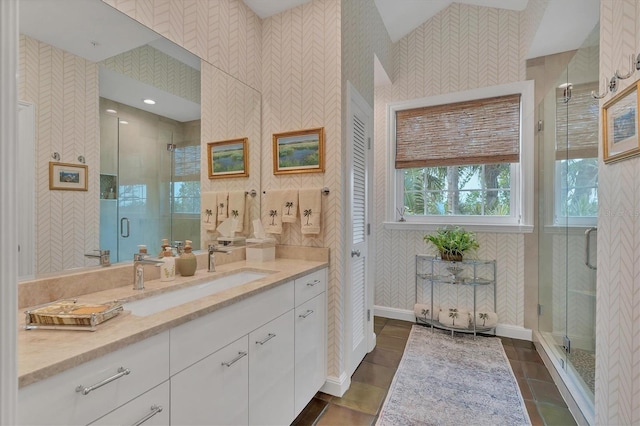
[387, 81, 534, 231]
[554, 82, 599, 226]
[172, 144, 201, 215]
[119, 184, 147, 212]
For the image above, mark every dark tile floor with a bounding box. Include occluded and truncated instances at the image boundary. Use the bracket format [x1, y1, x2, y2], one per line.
[292, 316, 577, 426]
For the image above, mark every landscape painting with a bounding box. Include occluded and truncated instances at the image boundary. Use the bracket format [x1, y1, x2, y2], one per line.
[273, 127, 325, 175]
[207, 138, 249, 179]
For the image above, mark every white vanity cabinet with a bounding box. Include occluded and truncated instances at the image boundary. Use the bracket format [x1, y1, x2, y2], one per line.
[248, 310, 295, 425]
[293, 268, 327, 416]
[171, 336, 249, 425]
[18, 331, 169, 426]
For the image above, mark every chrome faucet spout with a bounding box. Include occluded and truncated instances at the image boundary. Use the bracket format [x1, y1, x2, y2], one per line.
[133, 254, 164, 290]
[208, 244, 232, 272]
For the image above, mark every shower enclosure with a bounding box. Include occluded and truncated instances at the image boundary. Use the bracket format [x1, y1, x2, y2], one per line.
[99, 98, 201, 263]
[535, 23, 599, 424]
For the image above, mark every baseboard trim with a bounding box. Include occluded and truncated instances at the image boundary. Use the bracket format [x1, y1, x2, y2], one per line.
[321, 372, 351, 397]
[374, 305, 533, 341]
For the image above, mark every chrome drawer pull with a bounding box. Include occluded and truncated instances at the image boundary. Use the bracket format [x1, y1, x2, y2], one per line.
[221, 351, 248, 367]
[256, 333, 276, 345]
[299, 309, 314, 319]
[306, 279, 320, 287]
[131, 405, 163, 426]
[76, 366, 131, 395]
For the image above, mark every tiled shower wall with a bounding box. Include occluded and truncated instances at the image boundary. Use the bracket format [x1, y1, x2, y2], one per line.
[596, 1, 640, 423]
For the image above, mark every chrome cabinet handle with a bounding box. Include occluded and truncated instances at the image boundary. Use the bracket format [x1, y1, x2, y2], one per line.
[75, 366, 130, 395]
[256, 333, 276, 345]
[351, 250, 360, 257]
[306, 279, 320, 287]
[221, 351, 247, 367]
[299, 309, 314, 319]
[120, 217, 130, 238]
[131, 405, 163, 426]
[585, 227, 597, 270]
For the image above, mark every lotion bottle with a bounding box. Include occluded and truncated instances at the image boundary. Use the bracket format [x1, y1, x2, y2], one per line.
[160, 245, 175, 281]
[178, 240, 197, 276]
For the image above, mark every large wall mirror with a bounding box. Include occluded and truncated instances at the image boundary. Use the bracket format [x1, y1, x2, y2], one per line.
[18, 0, 261, 279]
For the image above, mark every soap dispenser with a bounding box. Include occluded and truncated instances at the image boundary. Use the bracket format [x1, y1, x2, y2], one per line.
[178, 240, 197, 277]
[159, 238, 170, 258]
[160, 245, 176, 281]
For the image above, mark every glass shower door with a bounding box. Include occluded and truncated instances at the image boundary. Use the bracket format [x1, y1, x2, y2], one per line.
[537, 22, 599, 422]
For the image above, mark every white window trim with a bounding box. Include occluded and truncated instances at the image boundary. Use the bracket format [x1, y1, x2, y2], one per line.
[385, 80, 535, 234]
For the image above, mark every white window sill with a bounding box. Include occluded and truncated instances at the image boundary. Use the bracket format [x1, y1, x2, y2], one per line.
[383, 221, 534, 234]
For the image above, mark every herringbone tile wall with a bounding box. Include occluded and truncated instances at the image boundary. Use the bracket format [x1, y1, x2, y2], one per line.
[372, 2, 543, 329]
[19, 35, 100, 274]
[597, 1, 640, 424]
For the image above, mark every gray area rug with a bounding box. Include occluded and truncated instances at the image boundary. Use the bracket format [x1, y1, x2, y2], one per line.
[377, 325, 531, 426]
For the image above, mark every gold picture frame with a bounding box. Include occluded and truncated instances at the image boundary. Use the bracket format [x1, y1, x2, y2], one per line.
[273, 127, 325, 175]
[207, 138, 249, 179]
[603, 80, 640, 164]
[49, 162, 88, 191]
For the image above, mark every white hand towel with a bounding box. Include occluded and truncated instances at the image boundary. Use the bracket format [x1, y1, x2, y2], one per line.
[299, 188, 321, 235]
[414, 303, 440, 321]
[201, 191, 217, 231]
[439, 308, 470, 329]
[216, 192, 228, 223]
[228, 191, 246, 233]
[263, 190, 285, 234]
[281, 189, 299, 223]
[472, 311, 498, 328]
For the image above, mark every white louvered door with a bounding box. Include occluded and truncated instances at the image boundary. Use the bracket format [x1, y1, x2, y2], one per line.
[346, 83, 373, 376]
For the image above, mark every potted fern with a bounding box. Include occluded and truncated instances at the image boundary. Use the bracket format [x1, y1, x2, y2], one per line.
[423, 226, 479, 262]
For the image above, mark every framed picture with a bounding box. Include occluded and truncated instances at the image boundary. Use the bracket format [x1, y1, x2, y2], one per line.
[603, 80, 640, 164]
[207, 138, 249, 179]
[49, 162, 88, 191]
[273, 127, 324, 175]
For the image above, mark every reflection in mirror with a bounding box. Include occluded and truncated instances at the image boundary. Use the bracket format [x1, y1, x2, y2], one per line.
[18, 0, 261, 278]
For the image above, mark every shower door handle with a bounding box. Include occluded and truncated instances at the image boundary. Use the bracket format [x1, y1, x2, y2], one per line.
[121, 217, 130, 238]
[585, 227, 597, 270]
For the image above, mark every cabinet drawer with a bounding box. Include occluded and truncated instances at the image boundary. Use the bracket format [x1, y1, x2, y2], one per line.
[18, 331, 169, 426]
[294, 268, 326, 306]
[90, 381, 169, 426]
[171, 280, 294, 375]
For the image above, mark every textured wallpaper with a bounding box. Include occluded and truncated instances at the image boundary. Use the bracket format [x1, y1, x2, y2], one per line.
[373, 3, 529, 328]
[596, 1, 640, 423]
[19, 35, 100, 274]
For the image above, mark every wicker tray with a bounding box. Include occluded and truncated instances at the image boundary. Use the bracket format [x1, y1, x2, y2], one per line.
[25, 299, 123, 331]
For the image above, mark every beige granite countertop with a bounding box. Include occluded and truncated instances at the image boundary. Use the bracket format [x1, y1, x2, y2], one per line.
[18, 256, 328, 388]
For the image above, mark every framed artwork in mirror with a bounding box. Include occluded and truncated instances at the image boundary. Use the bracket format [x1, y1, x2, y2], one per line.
[603, 80, 640, 164]
[273, 127, 325, 175]
[207, 138, 249, 179]
[49, 162, 88, 191]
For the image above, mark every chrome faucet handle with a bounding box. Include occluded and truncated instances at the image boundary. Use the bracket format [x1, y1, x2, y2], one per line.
[85, 249, 111, 267]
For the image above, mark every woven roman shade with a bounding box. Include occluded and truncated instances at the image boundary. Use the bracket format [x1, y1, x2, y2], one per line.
[395, 94, 521, 169]
[555, 82, 599, 160]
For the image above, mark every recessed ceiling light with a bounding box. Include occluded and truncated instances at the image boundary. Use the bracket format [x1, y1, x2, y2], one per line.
[106, 109, 117, 114]
[119, 120, 128, 124]
[143, 99, 156, 105]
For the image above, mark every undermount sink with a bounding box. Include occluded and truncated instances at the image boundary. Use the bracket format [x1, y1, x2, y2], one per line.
[123, 270, 269, 317]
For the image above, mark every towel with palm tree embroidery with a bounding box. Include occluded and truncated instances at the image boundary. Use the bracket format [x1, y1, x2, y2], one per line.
[263, 190, 285, 234]
[281, 189, 299, 223]
[299, 188, 321, 235]
[228, 191, 246, 232]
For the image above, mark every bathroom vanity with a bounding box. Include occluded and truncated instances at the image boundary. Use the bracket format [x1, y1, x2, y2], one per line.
[17, 250, 328, 425]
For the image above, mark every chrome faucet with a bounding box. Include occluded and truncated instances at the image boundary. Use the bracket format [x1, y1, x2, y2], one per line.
[133, 253, 164, 290]
[84, 249, 111, 267]
[208, 244, 232, 272]
[174, 241, 184, 256]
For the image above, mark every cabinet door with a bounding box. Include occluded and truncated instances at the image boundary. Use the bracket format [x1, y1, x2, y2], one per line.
[90, 381, 169, 426]
[171, 336, 249, 426]
[294, 292, 327, 416]
[249, 310, 295, 426]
